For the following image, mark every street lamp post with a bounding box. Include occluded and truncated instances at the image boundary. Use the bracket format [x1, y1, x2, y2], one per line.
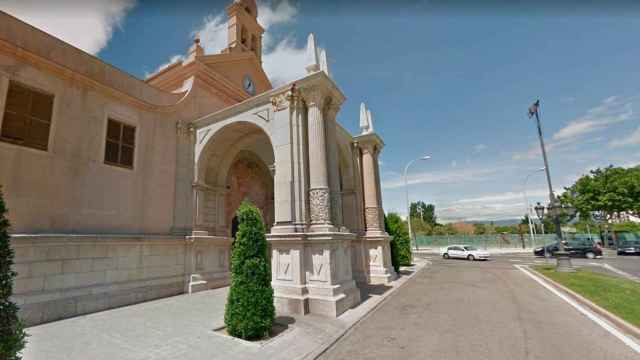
[528, 99, 574, 272]
[404, 155, 431, 251]
[523, 167, 545, 249]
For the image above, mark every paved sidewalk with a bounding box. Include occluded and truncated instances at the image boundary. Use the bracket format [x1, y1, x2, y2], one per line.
[22, 259, 428, 360]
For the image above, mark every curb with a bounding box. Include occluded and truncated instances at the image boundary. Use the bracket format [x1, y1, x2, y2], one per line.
[302, 259, 430, 359]
[528, 265, 640, 342]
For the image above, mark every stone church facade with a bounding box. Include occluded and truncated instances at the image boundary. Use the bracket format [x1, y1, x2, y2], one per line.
[0, 0, 396, 325]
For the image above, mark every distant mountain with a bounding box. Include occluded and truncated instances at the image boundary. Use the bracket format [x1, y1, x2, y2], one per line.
[469, 219, 521, 226]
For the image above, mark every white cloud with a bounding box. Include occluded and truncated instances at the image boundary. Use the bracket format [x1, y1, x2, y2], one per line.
[149, 0, 307, 87]
[454, 189, 548, 204]
[434, 189, 554, 222]
[262, 37, 308, 86]
[1, 0, 135, 54]
[553, 96, 633, 142]
[474, 144, 487, 153]
[381, 166, 501, 190]
[194, 13, 228, 55]
[609, 127, 640, 148]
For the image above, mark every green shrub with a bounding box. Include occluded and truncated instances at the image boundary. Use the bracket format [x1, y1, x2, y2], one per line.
[0, 187, 27, 360]
[224, 201, 275, 340]
[384, 212, 412, 272]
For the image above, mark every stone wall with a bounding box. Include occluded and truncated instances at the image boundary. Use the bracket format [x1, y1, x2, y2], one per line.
[11, 234, 230, 326]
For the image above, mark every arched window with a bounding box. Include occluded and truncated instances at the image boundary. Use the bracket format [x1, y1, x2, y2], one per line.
[240, 26, 248, 46]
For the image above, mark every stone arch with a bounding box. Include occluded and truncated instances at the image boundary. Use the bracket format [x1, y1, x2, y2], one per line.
[194, 121, 274, 236]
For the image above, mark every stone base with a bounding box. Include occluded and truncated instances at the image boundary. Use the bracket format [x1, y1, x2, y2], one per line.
[362, 234, 398, 285]
[268, 230, 361, 318]
[12, 234, 232, 326]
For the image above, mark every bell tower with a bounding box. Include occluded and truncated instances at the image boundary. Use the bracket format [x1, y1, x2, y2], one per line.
[223, 0, 264, 62]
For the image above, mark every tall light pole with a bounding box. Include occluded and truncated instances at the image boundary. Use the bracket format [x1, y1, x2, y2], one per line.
[404, 155, 431, 251]
[528, 99, 573, 272]
[523, 167, 545, 248]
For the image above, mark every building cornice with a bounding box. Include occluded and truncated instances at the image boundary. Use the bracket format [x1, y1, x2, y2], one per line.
[192, 71, 346, 129]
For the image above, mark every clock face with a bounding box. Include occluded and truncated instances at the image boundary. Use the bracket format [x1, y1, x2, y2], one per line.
[243, 75, 256, 95]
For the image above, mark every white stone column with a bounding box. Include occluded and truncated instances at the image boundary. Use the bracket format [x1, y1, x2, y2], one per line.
[325, 103, 344, 229]
[361, 144, 384, 235]
[355, 134, 397, 284]
[270, 87, 308, 234]
[305, 88, 335, 232]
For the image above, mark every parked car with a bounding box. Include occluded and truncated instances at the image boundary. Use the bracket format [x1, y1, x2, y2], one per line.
[441, 245, 490, 261]
[533, 237, 602, 259]
[617, 233, 640, 255]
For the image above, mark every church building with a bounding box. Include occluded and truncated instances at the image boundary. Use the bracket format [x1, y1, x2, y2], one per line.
[0, 0, 396, 325]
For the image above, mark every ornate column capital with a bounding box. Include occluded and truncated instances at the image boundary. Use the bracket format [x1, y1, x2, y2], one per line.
[325, 101, 341, 122]
[300, 85, 328, 108]
[271, 84, 301, 112]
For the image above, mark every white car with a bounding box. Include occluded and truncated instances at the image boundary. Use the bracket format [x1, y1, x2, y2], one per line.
[441, 245, 490, 261]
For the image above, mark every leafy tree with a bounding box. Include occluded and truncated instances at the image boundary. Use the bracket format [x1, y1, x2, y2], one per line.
[561, 165, 640, 221]
[473, 223, 487, 235]
[410, 201, 437, 226]
[384, 213, 412, 272]
[1, 187, 27, 360]
[224, 202, 274, 340]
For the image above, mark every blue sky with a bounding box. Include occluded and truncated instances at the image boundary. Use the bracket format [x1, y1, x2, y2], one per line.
[4, 0, 640, 222]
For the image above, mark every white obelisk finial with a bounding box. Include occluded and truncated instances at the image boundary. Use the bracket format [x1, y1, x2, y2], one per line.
[366, 108, 374, 133]
[320, 49, 330, 77]
[360, 103, 370, 134]
[305, 33, 320, 74]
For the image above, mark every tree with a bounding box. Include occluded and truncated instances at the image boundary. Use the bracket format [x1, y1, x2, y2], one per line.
[1, 187, 27, 360]
[224, 202, 274, 340]
[473, 223, 487, 235]
[384, 213, 412, 272]
[561, 165, 640, 220]
[410, 201, 437, 226]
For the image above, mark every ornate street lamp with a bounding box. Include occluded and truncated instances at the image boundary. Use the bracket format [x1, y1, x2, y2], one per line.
[404, 155, 431, 251]
[534, 202, 545, 222]
[527, 99, 573, 272]
[591, 210, 609, 248]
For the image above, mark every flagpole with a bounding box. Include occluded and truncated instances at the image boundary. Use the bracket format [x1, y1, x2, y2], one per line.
[529, 99, 573, 272]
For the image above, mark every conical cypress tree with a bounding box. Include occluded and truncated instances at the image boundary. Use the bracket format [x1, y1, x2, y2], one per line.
[384, 212, 412, 273]
[224, 201, 274, 340]
[0, 187, 27, 360]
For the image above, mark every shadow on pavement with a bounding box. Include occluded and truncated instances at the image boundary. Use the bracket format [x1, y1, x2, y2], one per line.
[359, 283, 393, 301]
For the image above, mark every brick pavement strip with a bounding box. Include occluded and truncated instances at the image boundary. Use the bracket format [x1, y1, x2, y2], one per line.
[21, 259, 429, 360]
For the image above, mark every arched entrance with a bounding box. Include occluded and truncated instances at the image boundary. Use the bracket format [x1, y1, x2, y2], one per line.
[195, 121, 274, 237]
[224, 150, 274, 234]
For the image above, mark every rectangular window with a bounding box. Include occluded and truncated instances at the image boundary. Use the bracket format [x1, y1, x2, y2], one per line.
[1, 81, 54, 151]
[104, 118, 135, 169]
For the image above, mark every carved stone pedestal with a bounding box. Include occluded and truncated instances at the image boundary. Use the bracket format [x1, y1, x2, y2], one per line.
[268, 231, 361, 317]
[361, 234, 397, 285]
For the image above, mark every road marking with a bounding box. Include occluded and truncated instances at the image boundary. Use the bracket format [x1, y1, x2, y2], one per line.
[602, 264, 640, 282]
[514, 264, 640, 354]
[509, 259, 523, 262]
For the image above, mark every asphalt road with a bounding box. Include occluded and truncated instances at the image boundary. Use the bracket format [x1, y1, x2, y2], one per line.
[319, 254, 639, 360]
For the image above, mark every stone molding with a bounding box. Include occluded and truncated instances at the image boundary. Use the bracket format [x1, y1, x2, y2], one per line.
[309, 188, 331, 224]
[364, 207, 381, 230]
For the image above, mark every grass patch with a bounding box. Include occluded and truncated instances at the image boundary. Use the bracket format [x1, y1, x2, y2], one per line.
[534, 265, 640, 328]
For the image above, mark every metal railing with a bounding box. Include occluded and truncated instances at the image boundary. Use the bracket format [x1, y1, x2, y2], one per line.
[415, 234, 558, 250]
